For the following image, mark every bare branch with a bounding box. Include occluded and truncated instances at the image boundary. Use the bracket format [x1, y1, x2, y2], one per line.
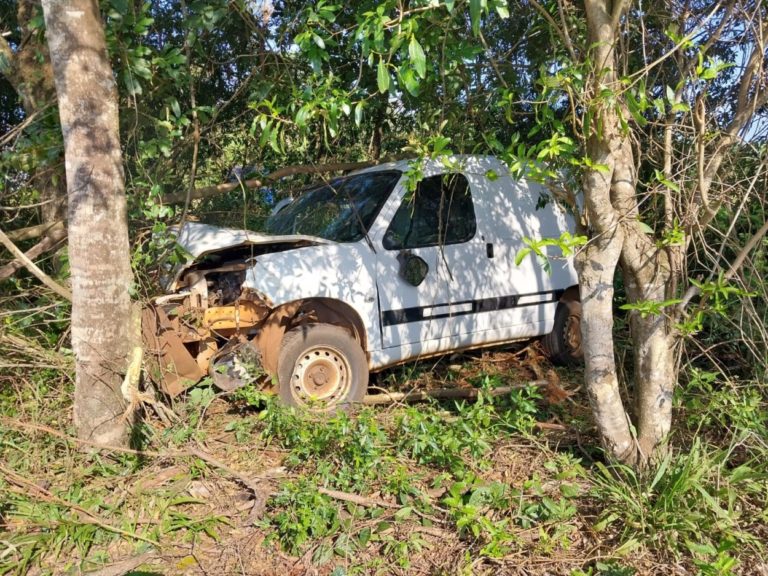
[529, 0, 577, 61]
[0, 226, 72, 301]
[610, 0, 629, 31]
[160, 158, 400, 205]
[0, 224, 66, 281]
[678, 216, 768, 312]
[696, 19, 768, 226]
[6, 220, 65, 242]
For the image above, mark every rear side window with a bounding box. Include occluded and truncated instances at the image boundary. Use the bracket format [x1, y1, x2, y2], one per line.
[383, 173, 476, 250]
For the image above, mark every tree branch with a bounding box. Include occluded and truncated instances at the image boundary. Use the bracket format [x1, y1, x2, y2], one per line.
[6, 220, 65, 242]
[529, 0, 576, 61]
[696, 20, 768, 227]
[160, 159, 398, 205]
[0, 224, 67, 281]
[610, 0, 629, 31]
[678, 216, 768, 313]
[0, 226, 72, 300]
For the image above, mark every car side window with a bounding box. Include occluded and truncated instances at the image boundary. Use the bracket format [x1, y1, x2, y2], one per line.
[383, 173, 476, 250]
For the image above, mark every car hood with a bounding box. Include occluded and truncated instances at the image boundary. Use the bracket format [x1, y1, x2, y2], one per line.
[165, 221, 333, 291]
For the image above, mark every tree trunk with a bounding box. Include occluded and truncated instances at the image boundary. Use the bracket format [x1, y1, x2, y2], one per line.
[0, 0, 67, 225]
[577, 0, 641, 464]
[620, 236, 675, 458]
[576, 232, 636, 462]
[42, 0, 135, 445]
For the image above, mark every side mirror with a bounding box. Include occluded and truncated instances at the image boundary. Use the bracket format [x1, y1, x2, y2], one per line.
[397, 252, 429, 286]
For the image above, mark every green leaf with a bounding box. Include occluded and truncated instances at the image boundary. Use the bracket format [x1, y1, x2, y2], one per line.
[401, 67, 420, 96]
[122, 71, 142, 95]
[312, 33, 325, 49]
[312, 542, 333, 565]
[637, 221, 654, 235]
[357, 527, 372, 547]
[514, 247, 531, 266]
[408, 36, 426, 79]
[470, 0, 482, 35]
[377, 59, 390, 94]
[354, 101, 364, 126]
[559, 483, 581, 498]
[394, 506, 413, 520]
[169, 98, 181, 118]
[495, 2, 510, 19]
[665, 85, 675, 104]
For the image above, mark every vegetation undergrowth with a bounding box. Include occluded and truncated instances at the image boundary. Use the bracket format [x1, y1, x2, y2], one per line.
[2, 342, 767, 575]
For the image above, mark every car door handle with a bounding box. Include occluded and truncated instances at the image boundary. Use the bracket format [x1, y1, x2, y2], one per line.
[486, 243, 494, 258]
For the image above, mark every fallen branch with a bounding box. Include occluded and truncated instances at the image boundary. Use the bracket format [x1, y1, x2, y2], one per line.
[0, 416, 177, 457]
[84, 552, 157, 576]
[361, 380, 549, 405]
[160, 159, 397, 205]
[0, 223, 67, 281]
[0, 226, 72, 300]
[6, 220, 65, 242]
[186, 446, 286, 493]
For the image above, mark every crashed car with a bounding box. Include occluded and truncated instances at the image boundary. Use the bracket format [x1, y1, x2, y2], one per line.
[142, 155, 582, 409]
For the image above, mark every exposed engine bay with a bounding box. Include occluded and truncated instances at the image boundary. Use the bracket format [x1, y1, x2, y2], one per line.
[142, 238, 319, 396]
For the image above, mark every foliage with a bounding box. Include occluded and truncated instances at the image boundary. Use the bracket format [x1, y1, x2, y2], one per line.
[592, 439, 767, 565]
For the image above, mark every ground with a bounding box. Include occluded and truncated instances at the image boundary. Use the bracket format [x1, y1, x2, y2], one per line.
[1, 340, 767, 576]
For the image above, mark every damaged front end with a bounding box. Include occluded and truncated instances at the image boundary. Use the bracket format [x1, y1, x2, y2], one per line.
[141, 223, 324, 396]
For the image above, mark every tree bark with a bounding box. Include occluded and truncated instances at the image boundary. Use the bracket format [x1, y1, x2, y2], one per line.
[42, 0, 135, 445]
[0, 0, 67, 225]
[577, 0, 641, 464]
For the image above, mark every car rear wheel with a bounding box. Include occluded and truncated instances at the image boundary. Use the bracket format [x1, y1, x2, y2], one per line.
[277, 324, 368, 411]
[542, 299, 583, 365]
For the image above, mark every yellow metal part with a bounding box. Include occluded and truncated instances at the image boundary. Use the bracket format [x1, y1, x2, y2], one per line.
[202, 300, 268, 332]
[195, 337, 219, 373]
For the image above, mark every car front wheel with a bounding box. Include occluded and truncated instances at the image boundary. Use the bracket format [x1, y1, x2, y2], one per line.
[542, 299, 583, 365]
[277, 324, 368, 411]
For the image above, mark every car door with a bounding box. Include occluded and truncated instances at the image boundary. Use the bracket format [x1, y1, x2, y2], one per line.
[374, 171, 479, 349]
[466, 173, 573, 334]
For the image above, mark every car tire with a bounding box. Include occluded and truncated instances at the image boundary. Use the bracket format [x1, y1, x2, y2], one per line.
[277, 323, 368, 411]
[542, 299, 583, 365]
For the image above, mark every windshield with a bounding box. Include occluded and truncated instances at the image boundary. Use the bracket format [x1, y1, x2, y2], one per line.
[265, 170, 401, 242]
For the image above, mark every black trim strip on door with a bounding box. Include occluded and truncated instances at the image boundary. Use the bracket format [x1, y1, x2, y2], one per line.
[381, 289, 564, 327]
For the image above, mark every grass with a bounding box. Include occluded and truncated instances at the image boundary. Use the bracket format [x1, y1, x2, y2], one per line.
[1, 340, 767, 575]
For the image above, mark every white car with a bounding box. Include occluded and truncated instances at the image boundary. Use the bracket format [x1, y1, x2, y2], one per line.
[144, 155, 582, 408]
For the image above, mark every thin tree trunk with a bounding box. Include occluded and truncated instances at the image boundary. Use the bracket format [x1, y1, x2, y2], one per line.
[576, 235, 636, 462]
[42, 0, 135, 445]
[621, 238, 675, 458]
[0, 0, 67, 226]
[577, 136, 637, 462]
[577, 0, 638, 464]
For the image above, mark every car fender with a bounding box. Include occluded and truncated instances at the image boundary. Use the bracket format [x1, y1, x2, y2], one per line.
[243, 243, 382, 352]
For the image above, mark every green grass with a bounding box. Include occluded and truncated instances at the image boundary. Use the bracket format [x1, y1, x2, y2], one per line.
[1, 350, 767, 574]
